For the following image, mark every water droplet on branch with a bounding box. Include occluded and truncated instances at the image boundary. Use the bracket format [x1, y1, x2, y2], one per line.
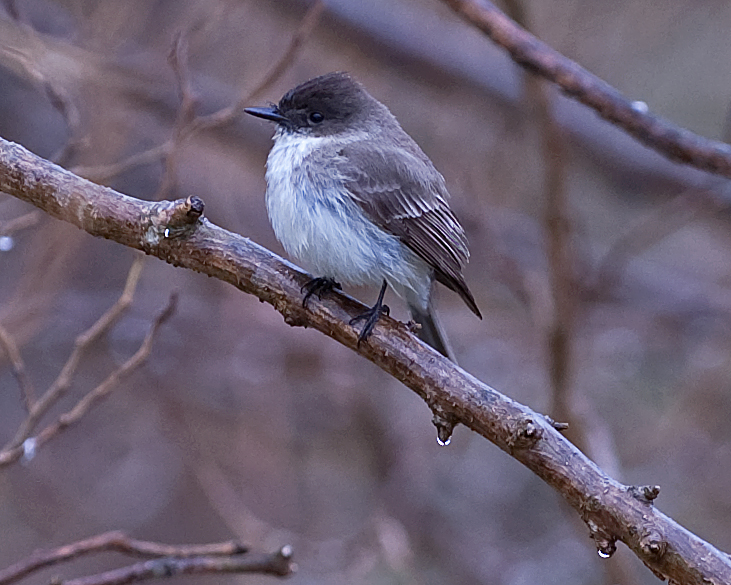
[432, 412, 455, 447]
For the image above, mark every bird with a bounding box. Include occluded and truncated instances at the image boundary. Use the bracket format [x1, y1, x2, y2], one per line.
[245, 72, 480, 360]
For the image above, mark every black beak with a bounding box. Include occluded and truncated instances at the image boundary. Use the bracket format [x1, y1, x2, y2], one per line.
[244, 106, 289, 124]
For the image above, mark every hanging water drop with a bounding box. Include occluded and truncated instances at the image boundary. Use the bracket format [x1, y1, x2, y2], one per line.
[596, 543, 615, 559]
[436, 429, 452, 447]
[432, 413, 455, 447]
[0, 236, 14, 252]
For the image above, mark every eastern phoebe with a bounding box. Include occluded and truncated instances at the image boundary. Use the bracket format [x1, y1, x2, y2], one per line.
[245, 72, 481, 360]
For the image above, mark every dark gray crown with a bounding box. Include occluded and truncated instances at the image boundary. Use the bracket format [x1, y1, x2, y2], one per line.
[275, 72, 379, 135]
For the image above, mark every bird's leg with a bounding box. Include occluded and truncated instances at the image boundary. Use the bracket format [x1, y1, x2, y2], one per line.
[301, 276, 341, 307]
[349, 280, 390, 346]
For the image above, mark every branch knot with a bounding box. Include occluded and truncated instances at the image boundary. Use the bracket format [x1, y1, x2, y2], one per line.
[629, 484, 661, 503]
[507, 416, 543, 451]
[542, 414, 569, 432]
[640, 530, 667, 559]
[142, 196, 204, 247]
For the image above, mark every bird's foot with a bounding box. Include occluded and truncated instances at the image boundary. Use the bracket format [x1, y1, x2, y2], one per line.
[349, 280, 390, 346]
[350, 303, 390, 346]
[301, 277, 341, 307]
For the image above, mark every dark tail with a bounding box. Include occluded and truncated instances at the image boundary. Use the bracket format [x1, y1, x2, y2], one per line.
[408, 303, 457, 363]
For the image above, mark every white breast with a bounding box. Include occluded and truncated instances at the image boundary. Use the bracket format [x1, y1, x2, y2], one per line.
[263, 130, 432, 309]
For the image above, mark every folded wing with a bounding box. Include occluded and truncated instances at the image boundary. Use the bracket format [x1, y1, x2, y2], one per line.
[336, 141, 481, 318]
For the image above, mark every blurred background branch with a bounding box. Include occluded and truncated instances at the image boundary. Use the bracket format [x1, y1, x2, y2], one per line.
[0, 322, 34, 412]
[0, 255, 177, 468]
[0, 531, 293, 585]
[72, 0, 324, 189]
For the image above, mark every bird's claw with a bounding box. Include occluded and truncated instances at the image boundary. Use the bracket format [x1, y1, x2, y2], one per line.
[350, 304, 390, 346]
[301, 277, 341, 308]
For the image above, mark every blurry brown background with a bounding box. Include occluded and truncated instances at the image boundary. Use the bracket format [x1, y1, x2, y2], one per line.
[2, 1, 731, 584]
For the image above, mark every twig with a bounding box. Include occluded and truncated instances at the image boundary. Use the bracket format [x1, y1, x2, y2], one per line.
[1, 254, 146, 453]
[0, 531, 246, 585]
[0, 531, 293, 585]
[158, 0, 323, 200]
[1, 17, 85, 167]
[187, 0, 325, 134]
[59, 293, 176, 430]
[71, 0, 324, 186]
[59, 549, 294, 585]
[3, 0, 20, 20]
[45, 81, 84, 166]
[523, 59, 575, 426]
[153, 31, 199, 200]
[0, 210, 41, 235]
[440, 0, 731, 180]
[72, 144, 173, 185]
[0, 322, 34, 411]
[1, 138, 729, 585]
[587, 190, 708, 296]
[0, 288, 175, 468]
[536, 90, 575, 424]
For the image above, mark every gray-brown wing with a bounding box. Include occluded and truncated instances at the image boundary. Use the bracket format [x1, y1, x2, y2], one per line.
[336, 142, 481, 317]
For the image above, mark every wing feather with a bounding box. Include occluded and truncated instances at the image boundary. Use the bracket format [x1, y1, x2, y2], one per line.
[336, 141, 481, 317]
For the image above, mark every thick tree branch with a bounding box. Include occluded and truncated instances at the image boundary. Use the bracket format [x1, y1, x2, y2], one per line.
[0, 138, 729, 584]
[441, 0, 731, 180]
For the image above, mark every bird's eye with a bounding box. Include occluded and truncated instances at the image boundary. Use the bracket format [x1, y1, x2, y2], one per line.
[308, 111, 324, 124]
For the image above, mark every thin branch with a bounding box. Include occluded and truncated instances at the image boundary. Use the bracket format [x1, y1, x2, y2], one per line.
[1, 138, 729, 585]
[0, 532, 292, 585]
[187, 0, 325, 134]
[153, 31, 199, 200]
[151, 0, 323, 200]
[0, 322, 35, 411]
[59, 550, 294, 585]
[0, 288, 175, 468]
[440, 0, 731, 179]
[71, 0, 324, 186]
[0, 17, 84, 167]
[1, 253, 146, 453]
[586, 190, 709, 296]
[0, 531, 246, 585]
[0, 209, 41, 235]
[45, 81, 84, 166]
[520, 57, 576, 432]
[71, 143, 172, 185]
